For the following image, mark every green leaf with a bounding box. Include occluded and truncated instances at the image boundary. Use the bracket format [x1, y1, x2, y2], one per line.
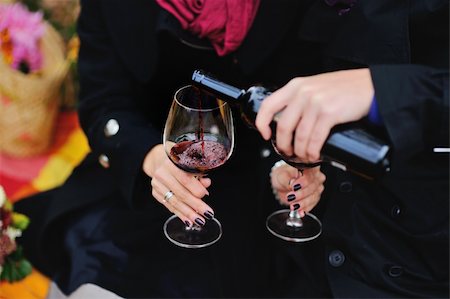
[12, 212, 30, 230]
[0, 246, 33, 282]
[17, 259, 33, 278]
[9, 263, 20, 282]
[1, 261, 12, 282]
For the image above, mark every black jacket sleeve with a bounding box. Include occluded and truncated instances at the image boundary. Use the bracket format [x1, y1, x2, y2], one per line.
[370, 65, 449, 159]
[77, 0, 160, 208]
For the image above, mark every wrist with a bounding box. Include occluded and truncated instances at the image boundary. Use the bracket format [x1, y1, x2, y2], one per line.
[142, 144, 164, 177]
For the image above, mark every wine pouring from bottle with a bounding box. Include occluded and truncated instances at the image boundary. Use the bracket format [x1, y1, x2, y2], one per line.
[192, 69, 391, 180]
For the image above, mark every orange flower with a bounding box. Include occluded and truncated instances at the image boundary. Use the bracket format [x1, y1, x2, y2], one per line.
[0, 29, 13, 65]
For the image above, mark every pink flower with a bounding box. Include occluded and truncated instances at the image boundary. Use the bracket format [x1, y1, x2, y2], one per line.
[0, 3, 45, 72]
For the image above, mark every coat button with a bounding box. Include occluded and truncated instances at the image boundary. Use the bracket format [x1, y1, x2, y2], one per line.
[328, 250, 345, 267]
[260, 148, 271, 158]
[388, 265, 403, 277]
[390, 205, 401, 218]
[98, 154, 110, 168]
[339, 181, 352, 193]
[104, 119, 120, 137]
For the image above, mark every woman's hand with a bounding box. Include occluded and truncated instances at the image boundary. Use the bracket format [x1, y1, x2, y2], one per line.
[270, 162, 326, 217]
[256, 68, 374, 162]
[142, 144, 213, 227]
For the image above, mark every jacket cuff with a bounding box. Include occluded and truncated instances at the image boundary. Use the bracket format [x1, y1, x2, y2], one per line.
[88, 110, 161, 209]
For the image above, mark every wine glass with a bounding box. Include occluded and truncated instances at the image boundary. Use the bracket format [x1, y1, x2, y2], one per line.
[163, 85, 234, 248]
[266, 141, 322, 242]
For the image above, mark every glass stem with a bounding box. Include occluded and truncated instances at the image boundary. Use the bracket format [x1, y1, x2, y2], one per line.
[286, 210, 303, 228]
[185, 223, 203, 232]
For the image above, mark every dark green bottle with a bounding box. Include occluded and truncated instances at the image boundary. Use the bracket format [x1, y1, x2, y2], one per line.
[192, 69, 391, 179]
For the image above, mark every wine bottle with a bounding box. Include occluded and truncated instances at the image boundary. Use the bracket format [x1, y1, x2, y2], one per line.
[191, 69, 391, 179]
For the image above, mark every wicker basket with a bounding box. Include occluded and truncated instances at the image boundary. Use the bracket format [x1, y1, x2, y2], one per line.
[0, 22, 69, 157]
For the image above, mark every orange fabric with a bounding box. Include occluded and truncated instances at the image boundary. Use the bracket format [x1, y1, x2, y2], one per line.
[0, 110, 90, 299]
[0, 270, 50, 299]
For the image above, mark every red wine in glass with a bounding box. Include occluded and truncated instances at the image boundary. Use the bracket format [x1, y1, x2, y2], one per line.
[163, 85, 234, 248]
[168, 133, 231, 174]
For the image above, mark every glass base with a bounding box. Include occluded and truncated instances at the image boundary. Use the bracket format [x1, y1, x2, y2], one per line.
[164, 215, 222, 249]
[266, 209, 322, 242]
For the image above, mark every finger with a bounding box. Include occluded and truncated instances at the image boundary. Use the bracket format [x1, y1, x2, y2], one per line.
[159, 196, 190, 226]
[289, 172, 325, 215]
[293, 100, 320, 162]
[287, 169, 325, 204]
[276, 190, 291, 206]
[151, 179, 207, 226]
[151, 178, 175, 207]
[274, 91, 308, 157]
[288, 167, 323, 190]
[285, 180, 315, 206]
[153, 166, 214, 217]
[292, 184, 324, 215]
[271, 165, 299, 191]
[255, 80, 298, 140]
[167, 160, 210, 197]
[163, 193, 208, 226]
[151, 179, 184, 221]
[305, 116, 333, 162]
[199, 177, 212, 188]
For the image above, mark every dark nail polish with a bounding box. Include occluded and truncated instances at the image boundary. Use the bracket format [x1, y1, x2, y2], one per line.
[204, 211, 214, 219]
[195, 218, 205, 226]
[287, 194, 296, 202]
[293, 184, 302, 191]
[293, 203, 300, 210]
[184, 220, 191, 227]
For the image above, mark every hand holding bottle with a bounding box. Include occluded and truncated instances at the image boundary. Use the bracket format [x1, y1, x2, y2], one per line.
[255, 68, 374, 163]
[192, 69, 390, 179]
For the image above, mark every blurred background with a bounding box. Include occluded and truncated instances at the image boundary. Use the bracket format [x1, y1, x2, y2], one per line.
[0, 0, 87, 298]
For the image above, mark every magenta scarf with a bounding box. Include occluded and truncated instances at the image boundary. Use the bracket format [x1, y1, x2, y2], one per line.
[156, 0, 260, 56]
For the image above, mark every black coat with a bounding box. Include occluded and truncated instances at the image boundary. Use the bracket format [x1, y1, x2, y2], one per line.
[17, 0, 303, 297]
[273, 1, 450, 298]
[16, 0, 448, 298]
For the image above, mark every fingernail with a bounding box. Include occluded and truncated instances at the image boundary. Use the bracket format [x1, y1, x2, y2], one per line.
[287, 194, 296, 202]
[204, 210, 214, 219]
[293, 203, 300, 210]
[184, 220, 191, 227]
[293, 184, 302, 191]
[195, 218, 205, 226]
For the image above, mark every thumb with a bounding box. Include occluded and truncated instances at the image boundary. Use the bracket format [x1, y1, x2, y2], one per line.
[272, 165, 299, 191]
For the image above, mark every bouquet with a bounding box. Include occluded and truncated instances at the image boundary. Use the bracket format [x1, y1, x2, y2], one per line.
[0, 2, 46, 73]
[0, 1, 69, 157]
[0, 186, 32, 282]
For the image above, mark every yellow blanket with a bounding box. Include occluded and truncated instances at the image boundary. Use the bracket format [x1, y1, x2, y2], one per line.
[0, 111, 89, 299]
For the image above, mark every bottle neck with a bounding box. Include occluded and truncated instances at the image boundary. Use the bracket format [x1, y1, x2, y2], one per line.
[192, 70, 245, 102]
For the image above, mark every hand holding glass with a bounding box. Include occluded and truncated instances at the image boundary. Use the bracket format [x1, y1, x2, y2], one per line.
[163, 85, 234, 248]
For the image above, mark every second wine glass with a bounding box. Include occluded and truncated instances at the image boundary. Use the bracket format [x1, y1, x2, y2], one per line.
[163, 85, 234, 248]
[266, 145, 322, 242]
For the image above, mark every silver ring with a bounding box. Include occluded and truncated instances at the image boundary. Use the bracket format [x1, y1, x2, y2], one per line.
[164, 190, 174, 202]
